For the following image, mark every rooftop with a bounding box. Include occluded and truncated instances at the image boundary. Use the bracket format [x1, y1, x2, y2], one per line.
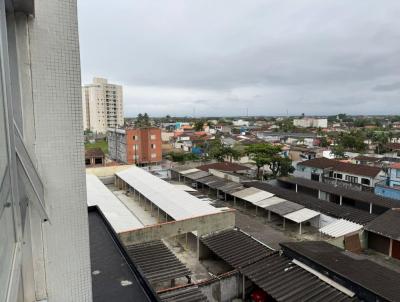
[88, 207, 158, 302]
[298, 158, 382, 178]
[278, 176, 399, 209]
[116, 166, 221, 221]
[196, 162, 250, 172]
[245, 182, 377, 225]
[281, 241, 400, 302]
[365, 209, 400, 240]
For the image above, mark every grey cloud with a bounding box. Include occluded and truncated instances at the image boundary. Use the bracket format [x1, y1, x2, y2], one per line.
[373, 82, 400, 92]
[78, 0, 400, 116]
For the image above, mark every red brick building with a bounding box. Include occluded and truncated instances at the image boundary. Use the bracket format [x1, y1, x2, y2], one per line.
[108, 127, 162, 165]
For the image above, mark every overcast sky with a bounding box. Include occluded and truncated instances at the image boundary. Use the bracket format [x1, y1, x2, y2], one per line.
[78, 0, 400, 117]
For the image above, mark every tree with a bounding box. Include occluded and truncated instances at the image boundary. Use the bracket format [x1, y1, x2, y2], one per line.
[331, 144, 345, 158]
[223, 146, 242, 163]
[194, 120, 205, 131]
[246, 143, 293, 179]
[135, 113, 151, 127]
[319, 137, 329, 148]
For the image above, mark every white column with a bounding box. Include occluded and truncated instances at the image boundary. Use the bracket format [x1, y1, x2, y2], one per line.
[369, 203, 373, 214]
[339, 195, 343, 206]
[299, 223, 302, 235]
[295, 184, 298, 192]
[389, 239, 393, 257]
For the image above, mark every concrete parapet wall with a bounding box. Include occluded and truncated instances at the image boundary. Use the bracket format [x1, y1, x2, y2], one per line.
[119, 210, 235, 245]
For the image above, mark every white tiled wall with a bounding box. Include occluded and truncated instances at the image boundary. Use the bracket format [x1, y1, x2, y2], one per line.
[28, 0, 92, 301]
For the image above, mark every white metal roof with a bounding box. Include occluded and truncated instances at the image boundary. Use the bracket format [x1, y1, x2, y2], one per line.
[86, 174, 144, 233]
[253, 196, 287, 208]
[180, 168, 200, 175]
[173, 184, 197, 192]
[244, 190, 275, 204]
[231, 187, 261, 199]
[284, 208, 320, 223]
[116, 166, 221, 220]
[319, 219, 363, 238]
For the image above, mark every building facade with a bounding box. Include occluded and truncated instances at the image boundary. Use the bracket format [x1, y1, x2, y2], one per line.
[108, 128, 162, 165]
[293, 118, 328, 128]
[82, 77, 124, 133]
[375, 163, 400, 200]
[295, 158, 384, 191]
[0, 0, 92, 301]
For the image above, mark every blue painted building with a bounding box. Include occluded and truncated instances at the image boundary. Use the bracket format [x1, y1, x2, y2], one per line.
[375, 163, 400, 201]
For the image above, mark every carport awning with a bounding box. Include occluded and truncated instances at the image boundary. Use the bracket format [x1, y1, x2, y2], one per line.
[253, 196, 286, 208]
[283, 208, 320, 223]
[180, 168, 201, 175]
[244, 191, 275, 204]
[184, 170, 210, 180]
[319, 219, 363, 238]
[264, 201, 304, 216]
[231, 187, 260, 199]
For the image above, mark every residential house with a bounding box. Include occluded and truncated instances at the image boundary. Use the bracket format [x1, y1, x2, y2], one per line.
[375, 163, 400, 200]
[85, 148, 105, 166]
[295, 157, 384, 191]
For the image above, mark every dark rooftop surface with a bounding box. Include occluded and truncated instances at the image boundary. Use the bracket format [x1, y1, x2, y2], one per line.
[245, 182, 377, 225]
[197, 162, 250, 172]
[125, 240, 191, 284]
[278, 176, 399, 209]
[240, 252, 358, 302]
[281, 241, 400, 302]
[298, 158, 382, 177]
[201, 229, 273, 269]
[85, 147, 105, 158]
[365, 209, 400, 240]
[158, 285, 207, 302]
[89, 208, 158, 302]
[354, 155, 381, 162]
[264, 200, 304, 216]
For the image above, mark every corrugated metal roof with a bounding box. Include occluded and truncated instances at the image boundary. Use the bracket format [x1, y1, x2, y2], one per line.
[319, 219, 363, 238]
[184, 171, 210, 180]
[195, 175, 222, 185]
[231, 187, 262, 199]
[279, 177, 398, 210]
[173, 184, 197, 192]
[180, 168, 201, 175]
[158, 286, 208, 302]
[116, 167, 220, 221]
[244, 190, 275, 204]
[201, 229, 273, 269]
[240, 252, 358, 302]
[264, 201, 304, 216]
[246, 182, 377, 225]
[281, 241, 400, 302]
[365, 209, 400, 240]
[218, 182, 244, 194]
[284, 208, 320, 223]
[86, 174, 144, 233]
[125, 240, 191, 284]
[253, 196, 287, 208]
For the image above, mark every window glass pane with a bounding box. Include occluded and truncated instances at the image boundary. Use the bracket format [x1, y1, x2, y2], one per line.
[0, 198, 15, 302]
[0, 12, 16, 301]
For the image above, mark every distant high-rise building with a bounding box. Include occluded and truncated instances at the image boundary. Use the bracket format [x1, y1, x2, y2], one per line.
[293, 117, 328, 128]
[82, 77, 124, 133]
[1, 0, 92, 301]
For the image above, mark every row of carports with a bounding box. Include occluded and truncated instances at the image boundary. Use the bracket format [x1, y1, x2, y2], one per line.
[174, 167, 363, 238]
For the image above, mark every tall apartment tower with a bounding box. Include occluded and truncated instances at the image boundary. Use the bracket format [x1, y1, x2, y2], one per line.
[1, 0, 92, 301]
[82, 77, 124, 133]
